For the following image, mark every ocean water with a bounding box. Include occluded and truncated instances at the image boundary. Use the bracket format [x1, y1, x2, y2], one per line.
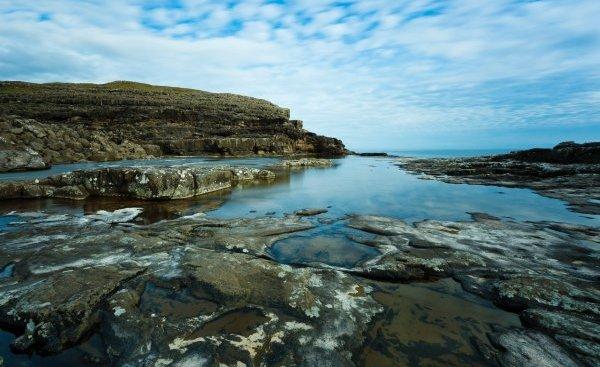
[388, 148, 511, 158]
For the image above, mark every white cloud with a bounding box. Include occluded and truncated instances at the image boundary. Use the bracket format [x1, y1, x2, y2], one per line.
[0, 0, 599, 149]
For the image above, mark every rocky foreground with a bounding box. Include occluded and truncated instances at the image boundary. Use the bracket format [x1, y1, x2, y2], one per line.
[397, 142, 600, 214]
[0, 81, 347, 172]
[0, 205, 597, 366]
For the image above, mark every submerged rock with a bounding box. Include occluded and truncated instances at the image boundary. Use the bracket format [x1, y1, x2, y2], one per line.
[0, 165, 275, 200]
[0, 208, 598, 365]
[491, 329, 580, 367]
[346, 214, 600, 365]
[294, 208, 329, 216]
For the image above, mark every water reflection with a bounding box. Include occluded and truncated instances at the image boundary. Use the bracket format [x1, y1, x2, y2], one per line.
[1, 156, 597, 227]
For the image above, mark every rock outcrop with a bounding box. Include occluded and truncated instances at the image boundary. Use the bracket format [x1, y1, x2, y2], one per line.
[0, 138, 48, 172]
[0, 211, 380, 366]
[396, 142, 600, 214]
[0, 81, 347, 171]
[494, 141, 600, 164]
[0, 165, 275, 200]
[277, 158, 333, 168]
[346, 214, 599, 366]
[0, 209, 598, 366]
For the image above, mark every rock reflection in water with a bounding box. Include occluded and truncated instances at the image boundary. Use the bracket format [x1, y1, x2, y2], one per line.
[359, 278, 521, 367]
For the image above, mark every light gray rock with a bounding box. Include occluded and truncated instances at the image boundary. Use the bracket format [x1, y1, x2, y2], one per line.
[0, 146, 48, 172]
[0, 165, 276, 200]
[492, 329, 579, 367]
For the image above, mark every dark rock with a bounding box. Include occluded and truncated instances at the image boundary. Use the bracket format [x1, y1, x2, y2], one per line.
[355, 152, 389, 157]
[0, 211, 380, 365]
[520, 309, 600, 342]
[494, 141, 600, 164]
[0, 140, 48, 172]
[345, 214, 600, 366]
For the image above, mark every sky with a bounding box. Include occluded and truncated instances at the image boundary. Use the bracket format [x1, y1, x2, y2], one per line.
[1, 0, 599, 151]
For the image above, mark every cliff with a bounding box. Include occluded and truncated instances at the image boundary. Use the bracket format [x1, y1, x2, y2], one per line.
[0, 81, 346, 171]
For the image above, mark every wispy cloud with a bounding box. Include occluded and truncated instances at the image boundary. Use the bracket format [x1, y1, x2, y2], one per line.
[1, 0, 599, 149]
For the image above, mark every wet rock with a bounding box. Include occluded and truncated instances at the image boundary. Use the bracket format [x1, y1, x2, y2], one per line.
[0, 212, 379, 365]
[278, 158, 333, 168]
[554, 335, 600, 366]
[0, 265, 144, 354]
[1, 207, 598, 365]
[345, 213, 600, 366]
[520, 309, 600, 343]
[86, 208, 143, 224]
[396, 149, 600, 214]
[354, 152, 389, 157]
[494, 141, 600, 164]
[295, 208, 328, 216]
[494, 275, 599, 315]
[0, 165, 275, 200]
[491, 329, 579, 367]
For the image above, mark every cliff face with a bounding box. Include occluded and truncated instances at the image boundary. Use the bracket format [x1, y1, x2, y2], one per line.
[0, 81, 346, 170]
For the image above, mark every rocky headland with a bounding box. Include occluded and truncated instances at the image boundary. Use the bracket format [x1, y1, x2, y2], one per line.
[397, 141, 600, 214]
[0, 81, 347, 172]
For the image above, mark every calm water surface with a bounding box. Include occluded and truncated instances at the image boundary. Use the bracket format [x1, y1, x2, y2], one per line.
[0, 155, 597, 226]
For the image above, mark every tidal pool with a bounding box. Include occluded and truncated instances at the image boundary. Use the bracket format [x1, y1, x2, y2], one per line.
[269, 234, 381, 268]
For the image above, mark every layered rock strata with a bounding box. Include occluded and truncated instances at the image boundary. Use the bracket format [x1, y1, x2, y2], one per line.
[0, 81, 347, 171]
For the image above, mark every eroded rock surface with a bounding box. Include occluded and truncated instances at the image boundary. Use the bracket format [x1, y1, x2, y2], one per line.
[0, 206, 598, 366]
[396, 142, 600, 214]
[346, 214, 600, 366]
[0, 210, 381, 366]
[0, 165, 275, 200]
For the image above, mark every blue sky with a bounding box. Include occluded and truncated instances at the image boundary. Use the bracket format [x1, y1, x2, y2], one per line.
[1, 0, 599, 150]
